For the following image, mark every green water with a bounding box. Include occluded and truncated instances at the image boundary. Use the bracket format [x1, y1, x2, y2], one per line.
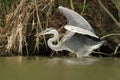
[0, 57, 120, 80]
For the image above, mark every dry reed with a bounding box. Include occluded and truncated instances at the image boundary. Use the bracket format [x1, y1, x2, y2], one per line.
[0, 0, 56, 56]
[0, 0, 120, 57]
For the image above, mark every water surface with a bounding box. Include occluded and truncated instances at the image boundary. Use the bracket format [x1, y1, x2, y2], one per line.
[0, 56, 120, 80]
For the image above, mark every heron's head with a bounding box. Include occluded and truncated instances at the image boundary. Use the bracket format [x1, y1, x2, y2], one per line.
[36, 28, 57, 37]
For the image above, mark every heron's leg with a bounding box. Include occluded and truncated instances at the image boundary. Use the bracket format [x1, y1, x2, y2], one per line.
[76, 53, 83, 58]
[83, 52, 91, 57]
[50, 51, 59, 57]
[68, 52, 77, 57]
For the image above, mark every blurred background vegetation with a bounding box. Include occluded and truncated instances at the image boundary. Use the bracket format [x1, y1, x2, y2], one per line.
[0, 0, 120, 57]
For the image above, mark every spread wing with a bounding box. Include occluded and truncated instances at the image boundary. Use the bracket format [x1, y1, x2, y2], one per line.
[58, 6, 95, 33]
[64, 25, 99, 38]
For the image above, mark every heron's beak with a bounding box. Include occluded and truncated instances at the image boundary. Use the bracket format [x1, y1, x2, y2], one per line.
[34, 30, 47, 37]
[34, 33, 41, 37]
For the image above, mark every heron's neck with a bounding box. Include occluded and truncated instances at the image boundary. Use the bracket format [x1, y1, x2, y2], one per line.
[47, 30, 63, 51]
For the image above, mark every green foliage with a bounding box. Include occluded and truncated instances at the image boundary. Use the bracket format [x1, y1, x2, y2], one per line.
[78, 3, 91, 12]
[0, 0, 20, 13]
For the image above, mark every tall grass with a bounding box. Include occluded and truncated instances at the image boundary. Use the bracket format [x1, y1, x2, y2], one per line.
[0, 0, 56, 56]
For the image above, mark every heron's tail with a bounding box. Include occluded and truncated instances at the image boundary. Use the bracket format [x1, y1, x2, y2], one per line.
[98, 40, 106, 45]
[90, 40, 106, 50]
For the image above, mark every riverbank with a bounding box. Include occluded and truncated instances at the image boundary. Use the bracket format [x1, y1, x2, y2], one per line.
[0, 0, 120, 57]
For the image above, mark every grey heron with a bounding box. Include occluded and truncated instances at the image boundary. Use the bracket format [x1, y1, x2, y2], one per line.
[37, 6, 105, 58]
